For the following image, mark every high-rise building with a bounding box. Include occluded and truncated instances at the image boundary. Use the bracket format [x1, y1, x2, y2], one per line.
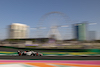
[8, 23, 28, 39]
[73, 22, 88, 41]
[88, 31, 96, 41]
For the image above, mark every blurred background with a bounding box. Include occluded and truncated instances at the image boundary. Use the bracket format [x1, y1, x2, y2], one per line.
[0, 16, 100, 49]
[0, 0, 100, 49]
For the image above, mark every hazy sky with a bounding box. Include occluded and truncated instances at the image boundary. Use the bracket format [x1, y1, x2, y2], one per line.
[0, 0, 100, 39]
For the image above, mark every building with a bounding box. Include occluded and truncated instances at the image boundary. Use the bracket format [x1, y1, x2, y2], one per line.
[88, 31, 96, 41]
[73, 22, 88, 41]
[8, 23, 28, 39]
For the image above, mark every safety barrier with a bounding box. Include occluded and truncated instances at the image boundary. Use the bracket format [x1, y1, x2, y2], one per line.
[0, 46, 100, 52]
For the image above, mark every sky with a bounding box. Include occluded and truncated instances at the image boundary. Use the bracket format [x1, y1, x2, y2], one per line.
[0, 0, 100, 40]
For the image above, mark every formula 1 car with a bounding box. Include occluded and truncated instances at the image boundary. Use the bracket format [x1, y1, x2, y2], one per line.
[17, 50, 43, 56]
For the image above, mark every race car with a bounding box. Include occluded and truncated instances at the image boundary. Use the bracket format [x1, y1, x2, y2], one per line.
[17, 50, 43, 56]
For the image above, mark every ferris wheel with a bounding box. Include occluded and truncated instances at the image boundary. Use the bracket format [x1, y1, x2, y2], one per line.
[29, 12, 97, 40]
[30, 12, 71, 40]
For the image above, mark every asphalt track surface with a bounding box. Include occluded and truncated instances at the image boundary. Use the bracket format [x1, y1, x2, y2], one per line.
[0, 56, 100, 60]
[0, 47, 100, 60]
